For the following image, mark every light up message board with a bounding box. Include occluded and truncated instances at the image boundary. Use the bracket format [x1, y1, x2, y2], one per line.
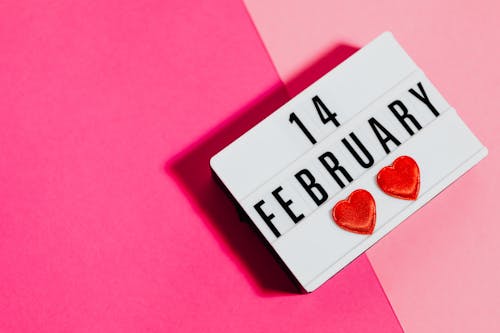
[210, 32, 487, 292]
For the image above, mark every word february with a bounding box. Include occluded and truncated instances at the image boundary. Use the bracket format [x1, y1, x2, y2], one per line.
[253, 81, 440, 238]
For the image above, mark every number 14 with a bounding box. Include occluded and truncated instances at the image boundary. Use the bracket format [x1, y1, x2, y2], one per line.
[289, 95, 340, 145]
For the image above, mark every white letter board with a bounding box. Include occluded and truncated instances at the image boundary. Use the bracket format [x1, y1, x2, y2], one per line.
[210, 32, 487, 292]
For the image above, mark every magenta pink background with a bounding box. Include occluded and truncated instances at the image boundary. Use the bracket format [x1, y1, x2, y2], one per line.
[1, 0, 498, 332]
[0, 1, 400, 332]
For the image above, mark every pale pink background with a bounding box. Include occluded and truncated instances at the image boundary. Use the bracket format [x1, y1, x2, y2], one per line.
[244, 0, 500, 331]
[0, 1, 402, 332]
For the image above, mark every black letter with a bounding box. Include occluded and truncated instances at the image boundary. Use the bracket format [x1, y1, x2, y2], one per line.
[313, 95, 340, 126]
[388, 100, 422, 135]
[318, 151, 353, 188]
[271, 186, 305, 223]
[254, 200, 280, 237]
[295, 169, 328, 206]
[341, 132, 374, 168]
[289, 112, 317, 144]
[368, 117, 401, 154]
[409, 82, 440, 117]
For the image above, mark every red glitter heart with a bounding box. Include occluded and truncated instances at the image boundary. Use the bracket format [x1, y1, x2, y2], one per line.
[332, 189, 376, 235]
[377, 156, 420, 200]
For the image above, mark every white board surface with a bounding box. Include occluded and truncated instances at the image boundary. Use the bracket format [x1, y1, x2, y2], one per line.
[210, 32, 487, 292]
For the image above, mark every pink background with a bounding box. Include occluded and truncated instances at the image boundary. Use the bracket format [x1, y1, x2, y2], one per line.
[1, 0, 498, 332]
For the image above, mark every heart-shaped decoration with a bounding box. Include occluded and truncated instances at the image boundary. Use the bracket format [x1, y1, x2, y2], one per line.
[377, 156, 420, 200]
[332, 189, 376, 235]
